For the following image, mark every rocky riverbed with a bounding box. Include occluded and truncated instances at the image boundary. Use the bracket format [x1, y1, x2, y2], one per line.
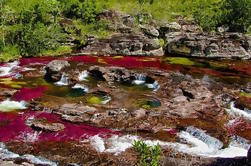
[0, 55, 251, 165]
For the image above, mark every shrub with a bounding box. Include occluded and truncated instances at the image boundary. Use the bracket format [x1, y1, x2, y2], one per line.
[193, 0, 224, 31]
[221, 0, 251, 32]
[73, 19, 110, 47]
[193, 0, 251, 32]
[60, 0, 99, 23]
[1, 0, 67, 56]
[133, 140, 162, 166]
[0, 45, 20, 62]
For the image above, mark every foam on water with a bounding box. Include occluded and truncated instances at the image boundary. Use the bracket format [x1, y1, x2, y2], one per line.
[226, 101, 251, 120]
[0, 99, 27, 112]
[78, 70, 88, 81]
[55, 73, 69, 86]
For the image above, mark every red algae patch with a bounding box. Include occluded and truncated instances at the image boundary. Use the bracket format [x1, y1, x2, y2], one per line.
[19, 57, 58, 66]
[0, 111, 118, 142]
[17, 55, 251, 78]
[13, 86, 47, 101]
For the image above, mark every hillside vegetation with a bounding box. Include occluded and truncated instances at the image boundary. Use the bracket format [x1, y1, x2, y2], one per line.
[0, 0, 250, 61]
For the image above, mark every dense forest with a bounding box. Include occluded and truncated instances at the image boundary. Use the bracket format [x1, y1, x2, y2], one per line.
[0, 0, 250, 61]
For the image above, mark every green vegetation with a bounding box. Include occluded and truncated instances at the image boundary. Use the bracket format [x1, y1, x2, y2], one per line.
[193, 0, 251, 31]
[0, 0, 250, 61]
[104, 0, 251, 31]
[133, 140, 162, 166]
[0, 0, 108, 61]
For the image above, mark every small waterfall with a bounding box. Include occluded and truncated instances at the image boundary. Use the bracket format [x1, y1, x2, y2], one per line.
[0, 99, 27, 112]
[175, 127, 249, 158]
[0, 142, 57, 166]
[186, 126, 223, 150]
[90, 135, 168, 155]
[89, 129, 249, 158]
[101, 96, 111, 104]
[78, 70, 88, 81]
[226, 101, 251, 120]
[132, 74, 160, 91]
[132, 74, 146, 85]
[72, 84, 89, 93]
[145, 81, 160, 91]
[55, 73, 69, 86]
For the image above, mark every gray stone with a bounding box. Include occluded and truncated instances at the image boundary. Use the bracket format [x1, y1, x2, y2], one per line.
[140, 25, 159, 37]
[46, 60, 70, 73]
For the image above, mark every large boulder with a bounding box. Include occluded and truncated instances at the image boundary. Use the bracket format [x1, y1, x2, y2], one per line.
[88, 66, 132, 84]
[159, 22, 182, 38]
[29, 118, 65, 132]
[45, 60, 70, 82]
[140, 25, 159, 38]
[165, 32, 251, 59]
[79, 33, 164, 56]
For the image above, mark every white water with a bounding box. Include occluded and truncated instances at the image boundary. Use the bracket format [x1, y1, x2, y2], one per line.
[89, 127, 250, 158]
[55, 73, 69, 86]
[132, 74, 160, 91]
[145, 81, 160, 91]
[0, 61, 19, 77]
[0, 142, 57, 166]
[173, 127, 249, 158]
[17, 131, 41, 143]
[132, 74, 146, 85]
[0, 99, 27, 112]
[72, 84, 89, 93]
[22, 154, 57, 166]
[0, 143, 19, 159]
[78, 70, 88, 81]
[101, 96, 111, 104]
[90, 135, 105, 152]
[226, 101, 251, 120]
[90, 135, 169, 155]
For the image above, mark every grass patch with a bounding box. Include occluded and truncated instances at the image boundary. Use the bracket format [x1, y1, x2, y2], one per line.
[41, 46, 72, 56]
[0, 45, 20, 62]
[101, 0, 195, 22]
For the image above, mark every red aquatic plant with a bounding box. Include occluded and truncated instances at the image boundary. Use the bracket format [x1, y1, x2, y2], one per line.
[13, 86, 47, 101]
[0, 111, 119, 142]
